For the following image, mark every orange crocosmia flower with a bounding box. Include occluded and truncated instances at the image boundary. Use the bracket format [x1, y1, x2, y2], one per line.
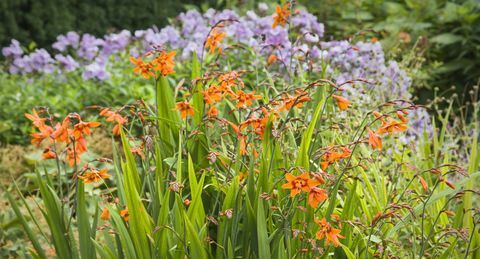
[239, 135, 248, 156]
[42, 148, 56, 160]
[337, 147, 351, 157]
[105, 110, 127, 123]
[260, 107, 277, 126]
[203, 84, 223, 104]
[368, 128, 382, 150]
[279, 91, 311, 111]
[130, 56, 155, 79]
[377, 118, 408, 134]
[332, 95, 350, 111]
[31, 125, 54, 146]
[372, 111, 384, 121]
[25, 108, 54, 146]
[52, 117, 71, 143]
[120, 208, 129, 222]
[25, 108, 47, 129]
[112, 124, 122, 135]
[175, 100, 195, 119]
[272, 3, 291, 29]
[240, 117, 262, 130]
[443, 179, 456, 190]
[315, 218, 344, 247]
[267, 54, 278, 65]
[233, 90, 262, 108]
[224, 119, 242, 136]
[100, 207, 110, 220]
[100, 108, 128, 135]
[250, 143, 259, 158]
[78, 168, 110, 184]
[308, 187, 328, 208]
[131, 145, 145, 159]
[73, 120, 101, 138]
[205, 28, 226, 54]
[241, 109, 273, 138]
[75, 135, 88, 154]
[319, 162, 330, 171]
[281, 173, 320, 197]
[321, 146, 351, 170]
[418, 176, 428, 191]
[152, 50, 176, 76]
[239, 171, 248, 182]
[396, 111, 408, 123]
[311, 172, 326, 185]
[218, 71, 243, 92]
[99, 108, 112, 118]
[207, 106, 219, 118]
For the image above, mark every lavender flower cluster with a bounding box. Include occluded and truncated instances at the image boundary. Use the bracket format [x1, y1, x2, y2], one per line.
[2, 5, 326, 81]
[1, 3, 429, 135]
[2, 30, 131, 80]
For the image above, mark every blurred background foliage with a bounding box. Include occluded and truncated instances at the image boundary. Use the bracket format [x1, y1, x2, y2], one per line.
[0, 0, 219, 48]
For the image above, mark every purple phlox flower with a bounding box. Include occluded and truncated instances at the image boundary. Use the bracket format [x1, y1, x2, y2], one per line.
[203, 8, 216, 20]
[309, 46, 324, 59]
[138, 26, 182, 52]
[399, 108, 433, 144]
[179, 10, 206, 35]
[55, 54, 79, 72]
[251, 15, 274, 35]
[264, 27, 290, 48]
[101, 30, 131, 56]
[52, 32, 80, 52]
[228, 19, 255, 45]
[159, 26, 183, 49]
[208, 9, 239, 25]
[77, 34, 104, 60]
[140, 28, 162, 51]
[10, 55, 32, 74]
[29, 49, 56, 73]
[134, 29, 147, 39]
[292, 10, 324, 37]
[2, 39, 23, 58]
[83, 58, 109, 80]
[383, 61, 412, 100]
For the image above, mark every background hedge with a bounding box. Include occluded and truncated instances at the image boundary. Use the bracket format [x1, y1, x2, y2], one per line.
[0, 0, 217, 48]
